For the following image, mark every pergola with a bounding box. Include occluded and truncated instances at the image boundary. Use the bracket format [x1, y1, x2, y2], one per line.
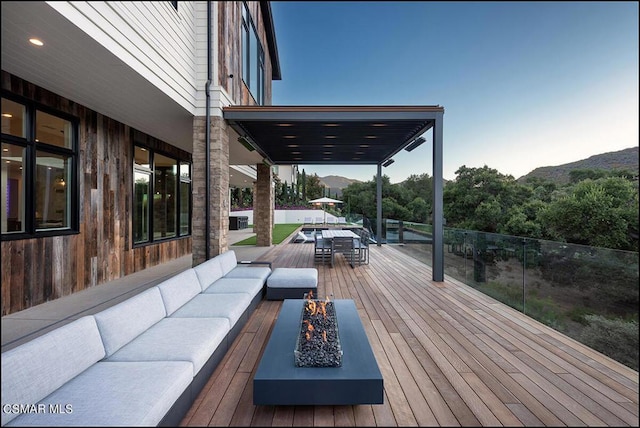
[223, 105, 445, 281]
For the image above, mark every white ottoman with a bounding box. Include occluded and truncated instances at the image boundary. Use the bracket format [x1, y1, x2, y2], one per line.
[266, 268, 318, 300]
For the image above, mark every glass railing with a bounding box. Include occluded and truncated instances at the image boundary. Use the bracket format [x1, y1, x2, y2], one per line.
[377, 218, 639, 371]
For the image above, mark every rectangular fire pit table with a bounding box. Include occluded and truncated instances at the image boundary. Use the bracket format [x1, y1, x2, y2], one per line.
[253, 299, 383, 405]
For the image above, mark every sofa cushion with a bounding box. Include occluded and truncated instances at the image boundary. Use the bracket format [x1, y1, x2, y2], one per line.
[224, 266, 271, 283]
[157, 268, 202, 316]
[93, 287, 166, 357]
[170, 293, 252, 327]
[1, 316, 105, 426]
[104, 317, 229, 376]
[5, 361, 192, 427]
[217, 250, 238, 276]
[203, 277, 264, 298]
[193, 257, 224, 291]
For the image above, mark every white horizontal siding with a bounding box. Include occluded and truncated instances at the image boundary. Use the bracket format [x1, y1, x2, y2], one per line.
[47, 1, 199, 112]
[193, 1, 232, 117]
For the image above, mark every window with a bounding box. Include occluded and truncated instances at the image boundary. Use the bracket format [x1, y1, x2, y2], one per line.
[179, 162, 191, 235]
[242, 2, 265, 105]
[133, 145, 190, 245]
[1, 95, 78, 237]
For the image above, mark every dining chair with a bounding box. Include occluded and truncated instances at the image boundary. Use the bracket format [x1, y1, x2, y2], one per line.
[331, 236, 356, 268]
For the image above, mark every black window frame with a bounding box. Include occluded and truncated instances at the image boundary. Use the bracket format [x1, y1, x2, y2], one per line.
[132, 143, 191, 247]
[1, 92, 79, 241]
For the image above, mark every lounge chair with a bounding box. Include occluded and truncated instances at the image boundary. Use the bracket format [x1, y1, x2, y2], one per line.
[292, 231, 315, 243]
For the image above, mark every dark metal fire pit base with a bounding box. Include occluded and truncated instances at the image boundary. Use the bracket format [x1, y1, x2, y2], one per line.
[253, 299, 383, 406]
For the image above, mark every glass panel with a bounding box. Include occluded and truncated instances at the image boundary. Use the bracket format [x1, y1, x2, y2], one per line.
[250, 26, 259, 100]
[179, 161, 190, 179]
[1, 98, 27, 138]
[180, 181, 190, 235]
[1, 142, 26, 233]
[35, 151, 71, 230]
[133, 171, 150, 243]
[35, 110, 72, 148]
[134, 146, 150, 169]
[242, 22, 250, 85]
[153, 154, 177, 239]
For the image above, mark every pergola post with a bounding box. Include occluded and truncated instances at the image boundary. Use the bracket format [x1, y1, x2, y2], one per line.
[432, 112, 444, 281]
[376, 162, 382, 247]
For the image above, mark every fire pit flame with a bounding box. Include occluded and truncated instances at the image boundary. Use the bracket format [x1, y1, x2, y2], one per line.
[295, 291, 342, 367]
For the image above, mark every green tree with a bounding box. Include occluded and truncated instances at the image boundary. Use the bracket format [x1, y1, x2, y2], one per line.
[539, 177, 637, 249]
[444, 165, 530, 233]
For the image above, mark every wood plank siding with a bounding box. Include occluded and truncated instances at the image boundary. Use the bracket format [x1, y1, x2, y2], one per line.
[1, 72, 191, 315]
[182, 237, 639, 427]
[218, 1, 274, 106]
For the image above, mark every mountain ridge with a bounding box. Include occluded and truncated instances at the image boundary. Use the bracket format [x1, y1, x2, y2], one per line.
[516, 146, 638, 184]
[316, 147, 639, 188]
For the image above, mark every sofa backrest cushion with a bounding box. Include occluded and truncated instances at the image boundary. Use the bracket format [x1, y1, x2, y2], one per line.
[157, 268, 202, 316]
[193, 256, 224, 291]
[94, 287, 166, 357]
[217, 250, 238, 276]
[1, 316, 105, 426]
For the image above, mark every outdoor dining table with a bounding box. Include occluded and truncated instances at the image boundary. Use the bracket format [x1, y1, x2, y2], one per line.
[321, 229, 361, 267]
[321, 229, 360, 240]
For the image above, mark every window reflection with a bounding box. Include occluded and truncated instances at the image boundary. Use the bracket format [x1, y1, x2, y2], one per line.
[36, 110, 72, 148]
[1, 99, 26, 138]
[153, 153, 177, 240]
[35, 151, 71, 229]
[1, 142, 25, 233]
[134, 171, 150, 243]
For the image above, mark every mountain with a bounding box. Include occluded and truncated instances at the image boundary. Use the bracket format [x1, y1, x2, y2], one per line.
[319, 175, 361, 197]
[517, 146, 639, 184]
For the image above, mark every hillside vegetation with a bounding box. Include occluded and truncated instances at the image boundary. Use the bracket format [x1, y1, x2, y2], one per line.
[517, 146, 638, 184]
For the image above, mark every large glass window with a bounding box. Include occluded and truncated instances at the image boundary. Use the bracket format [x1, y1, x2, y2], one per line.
[35, 151, 71, 230]
[179, 162, 191, 236]
[242, 2, 265, 104]
[1, 142, 25, 233]
[1, 95, 78, 238]
[133, 145, 190, 245]
[153, 154, 177, 240]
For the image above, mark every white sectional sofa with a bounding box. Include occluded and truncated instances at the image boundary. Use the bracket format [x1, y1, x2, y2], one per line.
[1, 250, 271, 427]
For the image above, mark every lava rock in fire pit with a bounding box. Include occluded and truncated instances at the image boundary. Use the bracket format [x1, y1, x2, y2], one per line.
[294, 298, 343, 367]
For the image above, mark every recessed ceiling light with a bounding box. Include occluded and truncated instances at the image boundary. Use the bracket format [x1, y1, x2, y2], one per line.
[283, 135, 297, 139]
[323, 144, 335, 148]
[372, 123, 387, 127]
[287, 144, 299, 148]
[277, 123, 293, 127]
[29, 38, 44, 46]
[324, 135, 336, 139]
[359, 144, 370, 148]
[365, 135, 377, 139]
[323, 123, 340, 127]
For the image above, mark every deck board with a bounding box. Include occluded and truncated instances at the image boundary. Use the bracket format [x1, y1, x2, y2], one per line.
[181, 236, 639, 427]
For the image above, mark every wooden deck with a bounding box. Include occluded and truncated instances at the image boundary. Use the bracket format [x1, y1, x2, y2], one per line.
[181, 238, 639, 426]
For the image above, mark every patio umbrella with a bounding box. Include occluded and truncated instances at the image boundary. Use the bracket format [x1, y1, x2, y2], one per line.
[308, 197, 343, 224]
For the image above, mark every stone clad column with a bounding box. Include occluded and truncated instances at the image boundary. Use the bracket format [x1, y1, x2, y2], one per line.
[192, 116, 230, 266]
[254, 163, 273, 246]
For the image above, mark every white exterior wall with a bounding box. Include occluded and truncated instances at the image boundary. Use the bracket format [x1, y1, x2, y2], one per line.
[193, 1, 233, 117]
[230, 209, 339, 226]
[47, 1, 200, 113]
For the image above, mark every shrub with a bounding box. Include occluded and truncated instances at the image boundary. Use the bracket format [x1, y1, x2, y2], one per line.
[579, 315, 639, 371]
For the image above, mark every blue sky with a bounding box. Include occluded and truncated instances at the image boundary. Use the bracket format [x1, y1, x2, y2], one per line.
[270, 1, 639, 182]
